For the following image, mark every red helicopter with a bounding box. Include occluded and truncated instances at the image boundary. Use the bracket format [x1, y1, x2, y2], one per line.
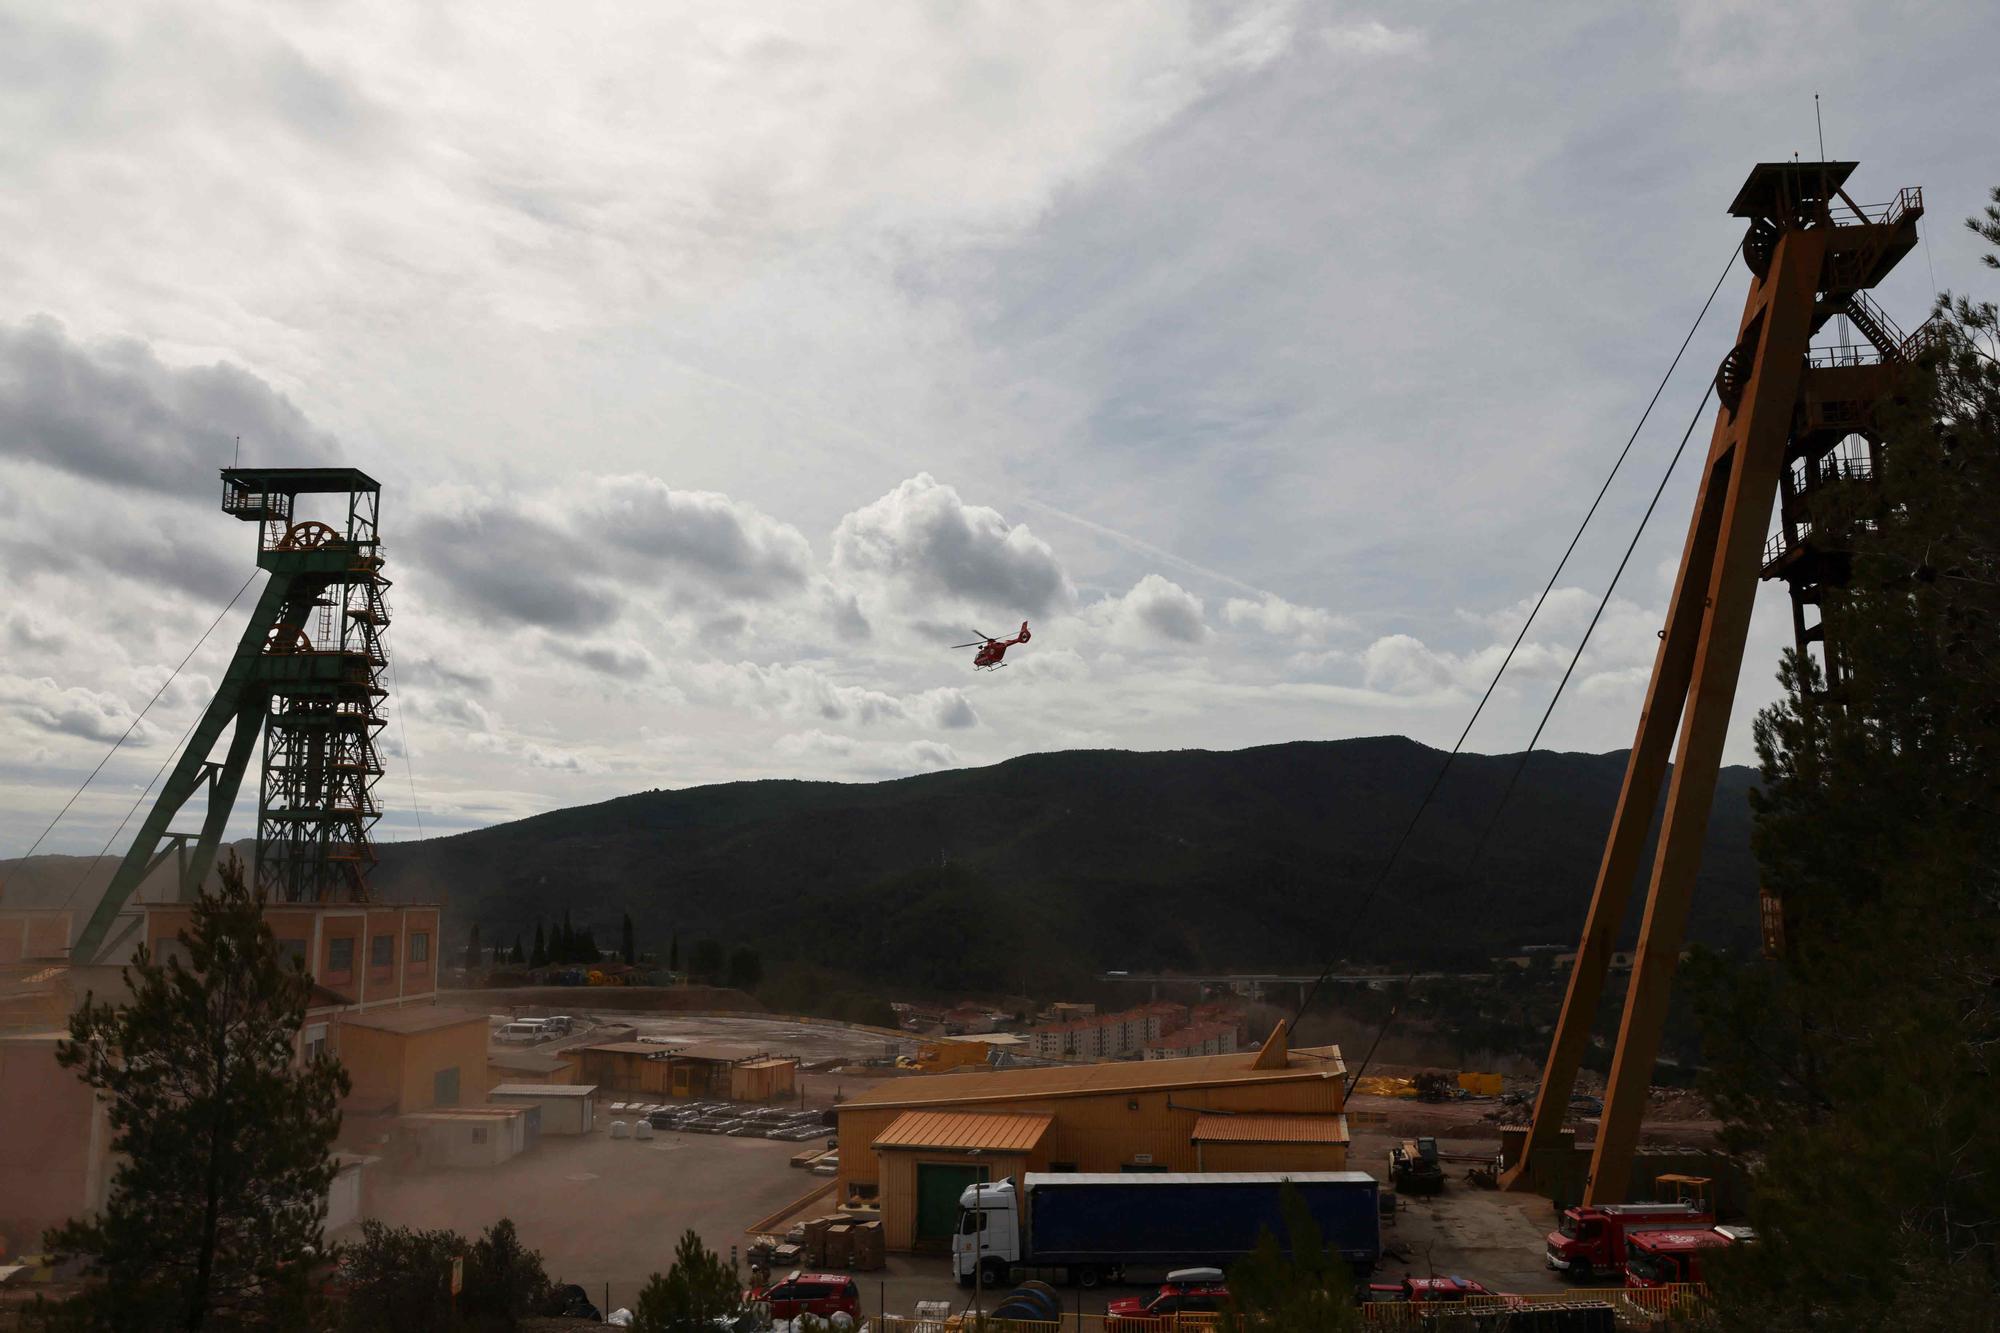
[952, 622, 1032, 670]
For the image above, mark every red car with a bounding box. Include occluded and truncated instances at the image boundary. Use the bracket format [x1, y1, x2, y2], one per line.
[744, 1271, 860, 1322]
[1107, 1270, 1229, 1326]
[1363, 1276, 1498, 1303]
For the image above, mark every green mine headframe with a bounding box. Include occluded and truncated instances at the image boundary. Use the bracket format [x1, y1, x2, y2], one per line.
[71, 467, 392, 963]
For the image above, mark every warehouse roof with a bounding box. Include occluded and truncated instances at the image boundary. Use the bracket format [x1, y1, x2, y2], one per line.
[673, 1041, 766, 1063]
[1190, 1113, 1350, 1145]
[873, 1110, 1053, 1153]
[581, 1041, 674, 1056]
[338, 1004, 486, 1035]
[490, 1083, 598, 1098]
[840, 1040, 1345, 1111]
[485, 1049, 572, 1074]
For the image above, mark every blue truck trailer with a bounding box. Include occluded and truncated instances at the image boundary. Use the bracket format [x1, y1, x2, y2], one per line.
[952, 1171, 1382, 1289]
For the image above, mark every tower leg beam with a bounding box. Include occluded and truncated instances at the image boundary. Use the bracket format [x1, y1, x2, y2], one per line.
[1503, 425, 1729, 1193]
[70, 576, 289, 962]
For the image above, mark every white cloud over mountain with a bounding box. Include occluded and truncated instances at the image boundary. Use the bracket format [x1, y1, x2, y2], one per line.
[2, 0, 1991, 854]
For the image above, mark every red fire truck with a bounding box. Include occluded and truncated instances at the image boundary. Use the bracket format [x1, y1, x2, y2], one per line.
[1625, 1225, 1756, 1287]
[1545, 1201, 1712, 1280]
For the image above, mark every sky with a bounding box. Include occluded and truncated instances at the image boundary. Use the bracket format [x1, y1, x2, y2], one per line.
[2, 0, 1996, 855]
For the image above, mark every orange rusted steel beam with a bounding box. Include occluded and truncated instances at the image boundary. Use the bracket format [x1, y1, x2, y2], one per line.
[1584, 222, 1827, 1204]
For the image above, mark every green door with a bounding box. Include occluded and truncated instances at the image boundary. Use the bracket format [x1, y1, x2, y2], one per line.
[914, 1163, 986, 1251]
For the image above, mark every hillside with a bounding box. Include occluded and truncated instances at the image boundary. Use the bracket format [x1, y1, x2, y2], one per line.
[3, 737, 1763, 993]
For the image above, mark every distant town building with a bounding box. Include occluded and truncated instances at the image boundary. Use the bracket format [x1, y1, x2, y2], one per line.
[1145, 1021, 1239, 1059]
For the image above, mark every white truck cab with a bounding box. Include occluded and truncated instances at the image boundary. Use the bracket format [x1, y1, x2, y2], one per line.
[952, 1180, 1022, 1286]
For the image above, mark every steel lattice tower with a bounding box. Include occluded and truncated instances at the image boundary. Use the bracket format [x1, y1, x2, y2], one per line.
[72, 468, 392, 962]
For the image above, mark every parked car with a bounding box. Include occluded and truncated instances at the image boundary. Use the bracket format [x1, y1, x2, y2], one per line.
[1107, 1269, 1229, 1325]
[744, 1272, 860, 1323]
[1363, 1276, 1498, 1303]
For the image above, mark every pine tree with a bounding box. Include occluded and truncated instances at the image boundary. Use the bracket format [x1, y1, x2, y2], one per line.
[1688, 198, 2000, 1329]
[633, 1230, 742, 1333]
[530, 922, 547, 969]
[621, 912, 636, 966]
[726, 946, 762, 991]
[463, 922, 482, 971]
[1223, 1184, 1359, 1331]
[511, 933, 524, 966]
[689, 939, 724, 986]
[559, 910, 574, 963]
[44, 854, 351, 1331]
[668, 931, 679, 976]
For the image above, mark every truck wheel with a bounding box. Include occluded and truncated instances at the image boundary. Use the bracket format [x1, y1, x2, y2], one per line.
[1073, 1265, 1102, 1290]
[980, 1257, 1009, 1288]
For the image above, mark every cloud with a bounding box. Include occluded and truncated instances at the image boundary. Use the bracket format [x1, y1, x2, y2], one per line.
[549, 637, 656, 680]
[1223, 592, 1348, 640]
[1321, 21, 1424, 60]
[1359, 634, 1461, 697]
[586, 476, 813, 600]
[1104, 574, 1208, 644]
[405, 500, 619, 631]
[0, 673, 151, 746]
[0, 316, 338, 497]
[920, 688, 979, 730]
[773, 729, 961, 776]
[833, 474, 1074, 617]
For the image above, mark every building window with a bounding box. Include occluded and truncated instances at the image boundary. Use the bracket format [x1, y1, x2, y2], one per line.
[370, 935, 394, 968]
[304, 1023, 329, 1063]
[327, 938, 354, 976]
[277, 938, 308, 971]
[409, 931, 429, 963]
[1049, 1162, 1079, 1173]
[433, 1067, 460, 1107]
[471, 1127, 488, 1144]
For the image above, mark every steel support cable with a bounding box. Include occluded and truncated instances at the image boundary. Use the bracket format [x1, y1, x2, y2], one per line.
[13, 570, 260, 865]
[384, 652, 427, 842]
[1284, 238, 1743, 1043]
[60, 685, 214, 910]
[1464, 378, 1723, 873]
[1343, 376, 1719, 1094]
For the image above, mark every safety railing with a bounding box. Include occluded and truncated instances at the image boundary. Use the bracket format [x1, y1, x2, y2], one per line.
[1828, 186, 1923, 228]
[1807, 343, 1883, 369]
[876, 1289, 1713, 1332]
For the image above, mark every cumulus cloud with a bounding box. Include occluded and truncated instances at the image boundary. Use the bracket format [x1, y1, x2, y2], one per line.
[1102, 574, 1209, 645]
[0, 316, 338, 497]
[586, 476, 813, 600]
[0, 674, 152, 746]
[773, 729, 961, 775]
[1223, 592, 1348, 640]
[833, 474, 1074, 617]
[1359, 634, 1461, 697]
[549, 637, 656, 680]
[406, 500, 619, 631]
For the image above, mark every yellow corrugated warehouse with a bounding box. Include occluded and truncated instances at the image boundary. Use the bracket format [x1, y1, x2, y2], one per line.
[836, 1026, 1350, 1251]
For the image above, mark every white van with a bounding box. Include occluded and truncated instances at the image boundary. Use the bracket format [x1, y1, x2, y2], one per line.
[496, 1020, 551, 1044]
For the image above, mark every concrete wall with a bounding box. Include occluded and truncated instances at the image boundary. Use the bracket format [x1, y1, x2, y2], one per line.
[0, 1035, 109, 1253]
[337, 1016, 488, 1114]
[1195, 1141, 1347, 1173]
